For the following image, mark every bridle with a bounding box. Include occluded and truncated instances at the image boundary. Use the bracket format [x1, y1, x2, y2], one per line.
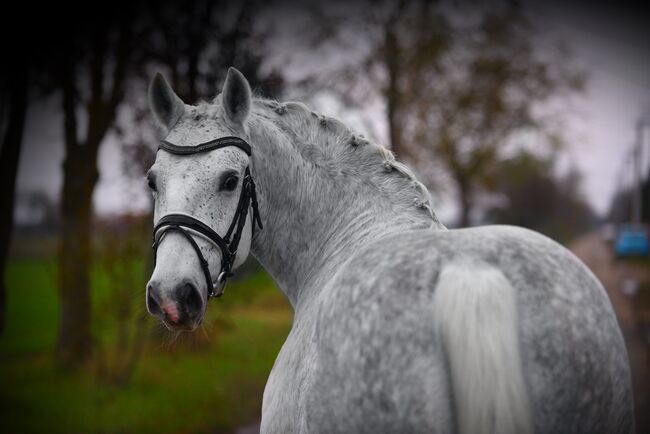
[151, 136, 263, 298]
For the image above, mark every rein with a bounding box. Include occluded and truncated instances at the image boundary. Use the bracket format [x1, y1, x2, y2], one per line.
[152, 136, 263, 298]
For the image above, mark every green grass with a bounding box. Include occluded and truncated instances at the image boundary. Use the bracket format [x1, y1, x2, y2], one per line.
[1, 259, 59, 354]
[0, 259, 293, 434]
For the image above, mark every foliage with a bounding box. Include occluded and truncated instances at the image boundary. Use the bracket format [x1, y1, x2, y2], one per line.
[119, 0, 284, 180]
[609, 166, 650, 224]
[306, 0, 585, 226]
[484, 151, 596, 242]
[408, 7, 584, 226]
[92, 215, 153, 385]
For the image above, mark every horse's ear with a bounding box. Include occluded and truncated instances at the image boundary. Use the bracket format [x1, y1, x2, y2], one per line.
[148, 73, 185, 130]
[221, 67, 251, 126]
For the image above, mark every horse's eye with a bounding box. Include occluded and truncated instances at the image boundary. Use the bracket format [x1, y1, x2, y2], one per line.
[220, 174, 239, 192]
[146, 173, 157, 192]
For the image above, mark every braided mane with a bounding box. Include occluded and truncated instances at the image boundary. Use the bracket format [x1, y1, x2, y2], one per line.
[251, 98, 442, 228]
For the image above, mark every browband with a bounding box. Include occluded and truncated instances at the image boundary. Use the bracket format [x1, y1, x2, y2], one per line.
[159, 136, 251, 156]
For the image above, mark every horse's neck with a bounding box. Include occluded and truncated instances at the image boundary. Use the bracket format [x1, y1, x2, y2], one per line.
[248, 119, 436, 311]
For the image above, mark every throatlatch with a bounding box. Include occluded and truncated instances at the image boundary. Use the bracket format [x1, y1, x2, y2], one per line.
[151, 136, 263, 298]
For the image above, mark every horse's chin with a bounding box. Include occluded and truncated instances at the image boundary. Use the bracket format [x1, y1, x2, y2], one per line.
[161, 317, 203, 332]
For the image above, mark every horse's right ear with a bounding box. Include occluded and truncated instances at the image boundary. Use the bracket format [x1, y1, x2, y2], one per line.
[221, 67, 251, 127]
[148, 73, 185, 130]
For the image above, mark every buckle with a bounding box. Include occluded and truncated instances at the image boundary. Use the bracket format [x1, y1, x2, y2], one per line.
[210, 271, 229, 298]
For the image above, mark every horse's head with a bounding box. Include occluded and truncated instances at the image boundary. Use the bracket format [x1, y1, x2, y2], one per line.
[145, 67, 257, 331]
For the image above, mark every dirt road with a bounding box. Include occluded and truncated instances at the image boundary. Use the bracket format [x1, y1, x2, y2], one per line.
[570, 233, 650, 433]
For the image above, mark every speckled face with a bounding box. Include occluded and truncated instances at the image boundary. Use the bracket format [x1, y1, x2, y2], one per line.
[145, 68, 254, 331]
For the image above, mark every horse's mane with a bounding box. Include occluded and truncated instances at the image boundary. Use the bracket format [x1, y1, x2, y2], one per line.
[250, 97, 441, 227]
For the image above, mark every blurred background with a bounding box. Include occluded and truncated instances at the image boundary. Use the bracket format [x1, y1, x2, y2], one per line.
[1, 1, 649, 433]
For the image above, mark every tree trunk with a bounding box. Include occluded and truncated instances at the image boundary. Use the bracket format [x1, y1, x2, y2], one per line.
[0, 61, 28, 333]
[384, 26, 402, 157]
[458, 180, 472, 228]
[54, 51, 101, 367]
[55, 154, 98, 366]
[54, 19, 129, 367]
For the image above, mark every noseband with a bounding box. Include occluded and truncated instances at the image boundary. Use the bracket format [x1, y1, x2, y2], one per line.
[152, 136, 263, 298]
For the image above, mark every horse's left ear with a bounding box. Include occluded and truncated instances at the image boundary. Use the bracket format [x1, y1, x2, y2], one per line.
[221, 67, 251, 126]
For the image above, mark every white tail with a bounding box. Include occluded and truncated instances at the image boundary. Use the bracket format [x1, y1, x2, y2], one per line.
[433, 261, 533, 434]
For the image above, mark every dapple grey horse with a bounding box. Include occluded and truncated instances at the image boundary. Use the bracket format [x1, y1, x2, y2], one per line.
[144, 67, 634, 434]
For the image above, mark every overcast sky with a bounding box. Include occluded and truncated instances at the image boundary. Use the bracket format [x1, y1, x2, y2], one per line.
[14, 3, 650, 225]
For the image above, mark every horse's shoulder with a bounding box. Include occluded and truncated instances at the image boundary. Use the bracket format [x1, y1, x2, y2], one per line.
[313, 228, 445, 347]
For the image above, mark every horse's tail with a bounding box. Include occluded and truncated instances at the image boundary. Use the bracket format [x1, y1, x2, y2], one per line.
[433, 261, 533, 434]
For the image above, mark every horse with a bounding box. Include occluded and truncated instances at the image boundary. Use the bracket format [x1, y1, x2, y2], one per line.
[143, 67, 634, 434]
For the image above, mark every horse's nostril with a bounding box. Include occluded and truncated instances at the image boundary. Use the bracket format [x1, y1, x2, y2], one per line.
[147, 286, 163, 316]
[177, 282, 203, 318]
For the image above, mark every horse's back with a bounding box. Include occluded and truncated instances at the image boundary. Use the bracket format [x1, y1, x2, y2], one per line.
[306, 225, 633, 434]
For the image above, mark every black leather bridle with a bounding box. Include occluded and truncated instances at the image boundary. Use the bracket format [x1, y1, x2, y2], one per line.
[152, 136, 263, 298]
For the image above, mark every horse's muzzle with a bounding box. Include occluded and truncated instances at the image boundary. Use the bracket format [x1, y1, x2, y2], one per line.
[146, 281, 204, 330]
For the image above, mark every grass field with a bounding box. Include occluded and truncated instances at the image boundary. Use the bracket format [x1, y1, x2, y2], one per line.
[0, 259, 293, 434]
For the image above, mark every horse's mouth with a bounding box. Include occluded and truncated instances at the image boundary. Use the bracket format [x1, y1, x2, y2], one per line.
[156, 304, 205, 332]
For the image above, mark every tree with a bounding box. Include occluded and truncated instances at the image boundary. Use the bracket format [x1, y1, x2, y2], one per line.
[631, 162, 650, 224]
[0, 52, 28, 333]
[408, 6, 584, 226]
[54, 11, 133, 366]
[140, 0, 282, 102]
[485, 151, 595, 242]
[608, 166, 650, 224]
[306, 1, 584, 226]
